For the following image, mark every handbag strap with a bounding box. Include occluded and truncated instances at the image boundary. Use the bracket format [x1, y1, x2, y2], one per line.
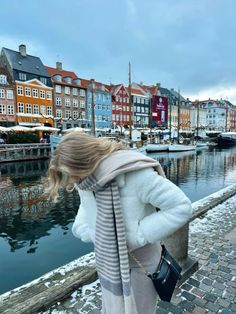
[129, 244, 165, 277]
[129, 250, 151, 277]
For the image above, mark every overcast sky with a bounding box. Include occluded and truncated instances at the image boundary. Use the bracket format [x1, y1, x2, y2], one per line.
[1, 0, 236, 103]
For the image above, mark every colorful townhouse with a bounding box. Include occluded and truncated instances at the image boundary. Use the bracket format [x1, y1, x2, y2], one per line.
[46, 62, 87, 130]
[129, 86, 150, 128]
[133, 82, 169, 129]
[81, 79, 112, 129]
[200, 99, 228, 131]
[189, 101, 207, 134]
[0, 45, 53, 127]
[107, 84, 131, 131]
[0, 67, 16, 127]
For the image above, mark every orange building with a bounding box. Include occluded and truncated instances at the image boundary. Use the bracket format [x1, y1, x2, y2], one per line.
[15, 79, 54, 127]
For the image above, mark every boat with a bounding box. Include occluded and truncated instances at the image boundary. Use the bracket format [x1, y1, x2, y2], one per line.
[217, 132, 236, 147]
[145, 144, 169, 153]
[196, 142, 209, 149]
[168, 144, 196, 152]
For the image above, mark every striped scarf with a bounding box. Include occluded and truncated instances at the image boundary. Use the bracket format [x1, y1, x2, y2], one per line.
[77, 150, 164, 313]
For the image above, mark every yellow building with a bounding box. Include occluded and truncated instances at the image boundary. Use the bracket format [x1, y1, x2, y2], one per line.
[15, 79, 54, 127]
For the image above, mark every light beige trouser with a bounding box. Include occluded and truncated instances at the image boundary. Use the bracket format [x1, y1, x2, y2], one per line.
[129, 242, 162, 314]
[101, 242, 162, 314]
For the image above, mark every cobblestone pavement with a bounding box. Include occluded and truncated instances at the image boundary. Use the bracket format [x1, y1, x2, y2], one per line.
[44, 195, 236, 314]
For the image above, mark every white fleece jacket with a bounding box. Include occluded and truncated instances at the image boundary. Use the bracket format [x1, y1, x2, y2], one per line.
[72, 167, 192, 251]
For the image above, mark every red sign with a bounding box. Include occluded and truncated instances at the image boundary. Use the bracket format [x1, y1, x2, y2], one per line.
[151, 95, 168, 127]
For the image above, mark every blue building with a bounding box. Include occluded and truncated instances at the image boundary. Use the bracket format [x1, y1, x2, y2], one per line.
[85, 80, 112, 129]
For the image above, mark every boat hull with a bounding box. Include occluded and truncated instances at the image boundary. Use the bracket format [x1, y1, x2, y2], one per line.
[145, 144, 169, 153]
[168, 144, 196, 152]
[217, 138, 236, 147]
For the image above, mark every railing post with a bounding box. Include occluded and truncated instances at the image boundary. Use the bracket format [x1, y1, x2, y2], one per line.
[163, 222, 198, 283]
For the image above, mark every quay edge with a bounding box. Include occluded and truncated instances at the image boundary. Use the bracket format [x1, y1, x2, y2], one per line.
[0, 184, 236, 314]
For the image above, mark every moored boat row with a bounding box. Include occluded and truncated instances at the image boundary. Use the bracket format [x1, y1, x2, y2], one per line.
[146, 143, 197, 153]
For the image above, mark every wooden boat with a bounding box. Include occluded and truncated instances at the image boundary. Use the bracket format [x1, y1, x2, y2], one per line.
[145, 144, 169, 153]
[168, 144, 196, 152]
[217, 132, 236, 147]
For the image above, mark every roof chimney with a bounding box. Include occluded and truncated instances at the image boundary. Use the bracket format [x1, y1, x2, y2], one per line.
[56, 62, 62, 70]
[156, 83, 161, 87]
[19, 44, 26, 57]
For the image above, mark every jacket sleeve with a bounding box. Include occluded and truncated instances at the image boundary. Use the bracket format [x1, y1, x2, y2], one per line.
[71, 189, 94, 243]
[136, 168, 193, 244]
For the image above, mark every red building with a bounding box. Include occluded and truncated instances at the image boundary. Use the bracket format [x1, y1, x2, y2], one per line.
[107, 84, 131, 128]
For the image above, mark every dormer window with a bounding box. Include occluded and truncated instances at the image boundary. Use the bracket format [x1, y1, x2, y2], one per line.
[74, 79, 81, 85]
[64, 77, 72, 84]
[0, 75, 7, 84]
[19, 72, 27, 81]
[54, 74, 62, 82]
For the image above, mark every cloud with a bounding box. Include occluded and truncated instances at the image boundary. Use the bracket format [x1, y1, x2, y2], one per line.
[0, 0, 236, 104]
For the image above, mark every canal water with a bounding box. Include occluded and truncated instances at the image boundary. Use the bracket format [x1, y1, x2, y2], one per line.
[0, 146, 236, 294]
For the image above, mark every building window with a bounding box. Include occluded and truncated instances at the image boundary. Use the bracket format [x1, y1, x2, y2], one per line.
[0, 75, 7, 84]
[80, 100, 85, 108]
[73, 99, 78, 107]
[73, 111, 79, 119]
[65, 110, 71, 118]
[46, 91, 52, 99]
[40, 90, 45, 99]
[34, 105, 39, 114]
[19, 72, 27, 80]
[7, 105, 14, 115]
[40, 105, 45, 115]
[65, 98, 71, 107]
[33, 89, 38, 98]
[73, 88, 78, 96]
[26, 104, 32, 114]
[18, 103, 24, 113]
[25, 87, 31, 97]
[0, 89, 5, 98]
[56, 97, 62, 106]
[65, 86, 70, 95]
[40, 77, 47, 85]
[0, 104, 6, 114]
[17, 86, 23, 95]
[80, 89, 85, 97]
[56, 109, 62, 118]
[55, 85, 61, 93]
[47, 106, 52, 115]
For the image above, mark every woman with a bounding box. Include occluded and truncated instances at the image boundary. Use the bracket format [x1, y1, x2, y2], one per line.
[46, 131, 192, 314]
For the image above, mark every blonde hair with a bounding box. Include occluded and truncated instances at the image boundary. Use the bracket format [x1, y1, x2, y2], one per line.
[45, 131, 124, 202]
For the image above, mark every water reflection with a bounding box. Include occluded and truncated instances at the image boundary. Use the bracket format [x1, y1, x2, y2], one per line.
[0, 147, 235, 293]
[149, 147, 236, 201]
[0, 159, 79, 253]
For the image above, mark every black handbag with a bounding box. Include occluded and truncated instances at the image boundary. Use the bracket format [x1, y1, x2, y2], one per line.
[130, 244, 182, 302]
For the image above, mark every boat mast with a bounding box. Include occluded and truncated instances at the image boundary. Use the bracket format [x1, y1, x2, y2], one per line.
[177, 88, 180, 144]
[225, 106, 228, 132]
[196, 101, 199, 139]
[169, 96, 172, 142]
[128, 62, 132, 142]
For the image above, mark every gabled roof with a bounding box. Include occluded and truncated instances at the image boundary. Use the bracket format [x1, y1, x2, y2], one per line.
[2, 47, 50, 77]
[106, 84, 129, 95]
[136, 83, 158, 95]
[46, 66, 78, 80]
[80, 78, 110, 93]
[129, 87, 145, 96]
